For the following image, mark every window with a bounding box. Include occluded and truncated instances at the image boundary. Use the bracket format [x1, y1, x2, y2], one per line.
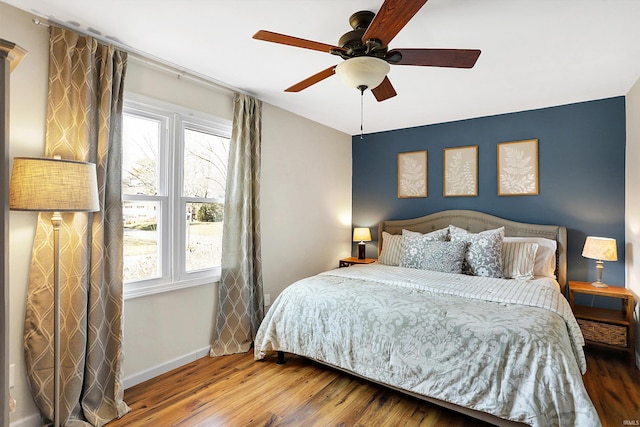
[122, 95, 231, 298]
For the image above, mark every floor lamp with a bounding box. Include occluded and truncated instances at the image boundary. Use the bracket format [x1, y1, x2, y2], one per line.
[9, 157, 99, 427]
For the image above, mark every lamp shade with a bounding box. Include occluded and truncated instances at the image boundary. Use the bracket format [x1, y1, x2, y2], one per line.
[335, 57, 390, 90]
[582, 236, 617, 261]
[353, 227, 371, 242]
[9, 157, 100, 212]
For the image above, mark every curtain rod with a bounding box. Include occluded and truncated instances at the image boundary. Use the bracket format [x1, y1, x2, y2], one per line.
[31, 17, 250, 97]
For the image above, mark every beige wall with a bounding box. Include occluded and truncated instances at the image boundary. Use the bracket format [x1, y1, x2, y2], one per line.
[625, 74, 640, 368]
[261, 102, 353, 299]
[2, 4, 50, 424]
[1, 3, 352, 425]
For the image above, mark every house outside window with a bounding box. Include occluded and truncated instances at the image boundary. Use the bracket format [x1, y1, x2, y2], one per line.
[122, 95, 231, 298]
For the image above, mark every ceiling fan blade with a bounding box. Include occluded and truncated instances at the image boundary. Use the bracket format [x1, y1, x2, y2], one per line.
[253, 30, 344, 54]
[371, 77, 397, 102]
[388, 48, 481, 68]
[362, 0, 429, 48]
[285, 65, 336, 92]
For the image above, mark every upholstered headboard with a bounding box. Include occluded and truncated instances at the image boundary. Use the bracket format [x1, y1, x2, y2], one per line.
[378, 210, 567, 292]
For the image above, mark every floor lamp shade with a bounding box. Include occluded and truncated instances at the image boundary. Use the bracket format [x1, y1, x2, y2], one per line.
[9, 156, 99, 427]
[9, 157, 100, 212]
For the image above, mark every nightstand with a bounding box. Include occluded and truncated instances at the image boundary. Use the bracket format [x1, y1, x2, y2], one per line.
[568, 281, 635, 364]
[339, 257, 376, 268]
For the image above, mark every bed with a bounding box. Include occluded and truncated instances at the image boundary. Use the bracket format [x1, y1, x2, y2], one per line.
[254, 210, 600, 427]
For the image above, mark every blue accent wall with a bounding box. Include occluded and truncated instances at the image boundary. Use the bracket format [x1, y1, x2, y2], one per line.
[352, 96, 626, 288]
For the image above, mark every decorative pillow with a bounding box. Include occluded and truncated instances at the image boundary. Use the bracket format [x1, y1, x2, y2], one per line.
[402, 227, 449, 241]
[502, 241, 538, 279]
[399, 228, 449, 269]
[378, 232, 403, 266]
[449, 225, 505, 278]
[503, 236, 557, 278]
[422, 241, 467, 274]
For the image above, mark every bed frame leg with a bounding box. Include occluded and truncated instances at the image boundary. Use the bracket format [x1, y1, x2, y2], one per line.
[276, 351, 286, 365]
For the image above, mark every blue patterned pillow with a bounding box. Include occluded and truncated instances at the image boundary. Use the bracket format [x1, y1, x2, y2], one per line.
[449, 225, 505, 278]
[422, 241, 468, 274]
[399, 228, 449, 269]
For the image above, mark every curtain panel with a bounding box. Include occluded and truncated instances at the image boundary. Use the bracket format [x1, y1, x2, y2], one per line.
[23, 26, 129, 426]
[210, 94, 264, 356]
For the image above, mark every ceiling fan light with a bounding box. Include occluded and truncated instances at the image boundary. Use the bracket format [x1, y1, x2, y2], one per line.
[335, 56, 390, 90]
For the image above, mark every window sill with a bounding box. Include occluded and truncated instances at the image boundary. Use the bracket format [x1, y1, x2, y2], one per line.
[123, 273, 221, 300]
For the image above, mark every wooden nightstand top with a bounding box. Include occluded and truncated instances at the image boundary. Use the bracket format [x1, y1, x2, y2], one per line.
[568, 280, 633, 298]
[339, 257, 376, 267]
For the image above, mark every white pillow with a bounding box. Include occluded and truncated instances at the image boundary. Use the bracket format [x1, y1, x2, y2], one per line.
[503, 236, 557, 278]
[378, 231, 403, 266]
[502, 241, 538, 279]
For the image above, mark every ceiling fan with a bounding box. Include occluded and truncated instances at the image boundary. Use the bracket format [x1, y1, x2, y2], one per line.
[253, 0, 481, 102]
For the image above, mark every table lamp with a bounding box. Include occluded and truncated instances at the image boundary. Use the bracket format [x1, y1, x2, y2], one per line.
[10, 157, 100, 427]
[581, 236, 617, 288]
[353, 227, 371, 260]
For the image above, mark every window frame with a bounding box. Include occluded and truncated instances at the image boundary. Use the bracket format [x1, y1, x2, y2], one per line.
[122, 93, 231, 299]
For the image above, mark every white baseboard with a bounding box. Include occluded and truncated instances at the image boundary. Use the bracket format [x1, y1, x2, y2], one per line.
[123, 346, 211, 389]
[10, 413, 40, 427]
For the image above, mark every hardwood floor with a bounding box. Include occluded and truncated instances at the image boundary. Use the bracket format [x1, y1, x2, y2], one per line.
[107, 348, 640, 427]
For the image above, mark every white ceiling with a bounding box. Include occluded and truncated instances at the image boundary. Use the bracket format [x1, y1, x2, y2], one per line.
[5, 0, 640, 135]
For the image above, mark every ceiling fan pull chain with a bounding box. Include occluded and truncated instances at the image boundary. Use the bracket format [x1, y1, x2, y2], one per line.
[359, 85, 366, 140]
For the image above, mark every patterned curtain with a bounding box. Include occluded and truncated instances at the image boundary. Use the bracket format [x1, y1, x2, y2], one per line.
[23, 26, 129, 426]
[210, 94, 264, 356]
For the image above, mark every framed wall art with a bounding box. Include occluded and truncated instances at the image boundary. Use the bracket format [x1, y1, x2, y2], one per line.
[397, 150, 427, 198]
[497, 139, 539, 196]
[443, 145, 478, 197]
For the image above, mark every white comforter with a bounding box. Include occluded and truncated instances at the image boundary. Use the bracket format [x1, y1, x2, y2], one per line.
[254, 264, 600, 427]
